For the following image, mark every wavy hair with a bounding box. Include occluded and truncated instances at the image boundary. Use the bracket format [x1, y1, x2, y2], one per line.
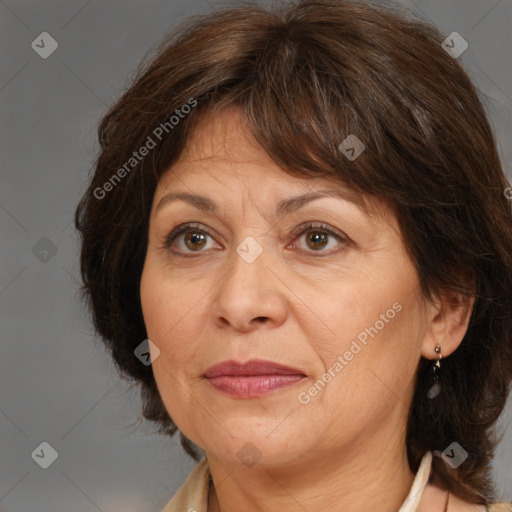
[75, 0, 512, 504]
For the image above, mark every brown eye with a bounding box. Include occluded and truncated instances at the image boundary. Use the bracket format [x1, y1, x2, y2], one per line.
[306, 231, 329, 250]
[183, 231, 208, 250]
[291, 222, 348, 255]
[164, 223, 219, 254]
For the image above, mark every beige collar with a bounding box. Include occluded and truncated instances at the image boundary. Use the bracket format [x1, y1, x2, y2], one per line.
[163, 451, 435, 512]
[398, 451, 433, 512]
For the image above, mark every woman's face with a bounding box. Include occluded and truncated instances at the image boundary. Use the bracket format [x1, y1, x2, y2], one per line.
[140, 106, 435, 468]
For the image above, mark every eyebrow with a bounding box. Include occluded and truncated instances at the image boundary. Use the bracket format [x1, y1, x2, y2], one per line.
[154, 188, 365, 217]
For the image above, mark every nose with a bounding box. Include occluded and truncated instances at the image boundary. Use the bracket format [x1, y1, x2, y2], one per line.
[212, 242, 288, 333]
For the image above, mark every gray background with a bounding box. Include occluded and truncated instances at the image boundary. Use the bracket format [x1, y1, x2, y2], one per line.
[0, 0, 510, 510]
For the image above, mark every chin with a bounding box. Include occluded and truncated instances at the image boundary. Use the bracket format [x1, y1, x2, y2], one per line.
[202, 431, 311, 469]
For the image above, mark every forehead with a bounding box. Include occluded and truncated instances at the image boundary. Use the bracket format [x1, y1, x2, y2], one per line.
[155, 105, 390, 222]
[169, 106, 285, 177]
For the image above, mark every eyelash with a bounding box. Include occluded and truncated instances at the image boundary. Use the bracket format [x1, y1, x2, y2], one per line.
[162, 222, 349, 257]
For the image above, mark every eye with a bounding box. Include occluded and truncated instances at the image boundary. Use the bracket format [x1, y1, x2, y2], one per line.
[163, 223, 220, 255]
[289, 222, 348, 254]
[163, 221, 349, 256]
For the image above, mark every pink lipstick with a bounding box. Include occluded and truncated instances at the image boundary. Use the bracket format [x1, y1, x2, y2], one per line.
[204, 359, 306, 398]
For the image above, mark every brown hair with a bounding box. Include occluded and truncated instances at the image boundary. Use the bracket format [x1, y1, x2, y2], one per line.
[75, 0, 512, 504]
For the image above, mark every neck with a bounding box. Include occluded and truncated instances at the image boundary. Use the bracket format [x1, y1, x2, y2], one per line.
[206, 435, 415, 512]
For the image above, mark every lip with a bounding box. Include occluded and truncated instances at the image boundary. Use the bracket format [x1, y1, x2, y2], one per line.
[204, 359, 307, 398]
[204, 359, 305, 378]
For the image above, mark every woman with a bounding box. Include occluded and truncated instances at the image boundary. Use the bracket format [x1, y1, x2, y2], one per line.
[74, 0, 512, 510]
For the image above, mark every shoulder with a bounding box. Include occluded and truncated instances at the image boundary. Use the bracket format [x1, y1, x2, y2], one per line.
[161, 458, 211, 512]
[448, 498, 512, 512]
[419, 480, 506, 512]
[444, 489, 511, 512]
[446, 491, 485, 512]
[487, 505, 512, 512]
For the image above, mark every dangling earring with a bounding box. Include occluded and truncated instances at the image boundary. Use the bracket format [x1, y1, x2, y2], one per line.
[427, 344, 443, 399]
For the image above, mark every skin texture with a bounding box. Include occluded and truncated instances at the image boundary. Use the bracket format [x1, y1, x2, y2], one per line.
[140, 106, 475, 512]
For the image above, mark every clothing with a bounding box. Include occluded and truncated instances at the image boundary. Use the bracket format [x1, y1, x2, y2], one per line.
[161, 451, 511, 512]
[398, 450, 433, 511]
[488, 506, 512, 512]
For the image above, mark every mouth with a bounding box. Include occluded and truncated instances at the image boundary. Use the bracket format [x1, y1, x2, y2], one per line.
[204, 359, 307, 398]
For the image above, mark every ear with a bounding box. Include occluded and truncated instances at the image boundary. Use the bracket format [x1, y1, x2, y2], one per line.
[420, 285, 475, 361]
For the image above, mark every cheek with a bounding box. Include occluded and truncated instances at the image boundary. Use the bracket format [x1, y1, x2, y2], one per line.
[140, 267, 204, 425]
[140, 266, 202, 378]
[140, 269, 171, 343]
[141, 263, 198, 341]
[302, 297, 421, 436]
[308, 266, 423, 391]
